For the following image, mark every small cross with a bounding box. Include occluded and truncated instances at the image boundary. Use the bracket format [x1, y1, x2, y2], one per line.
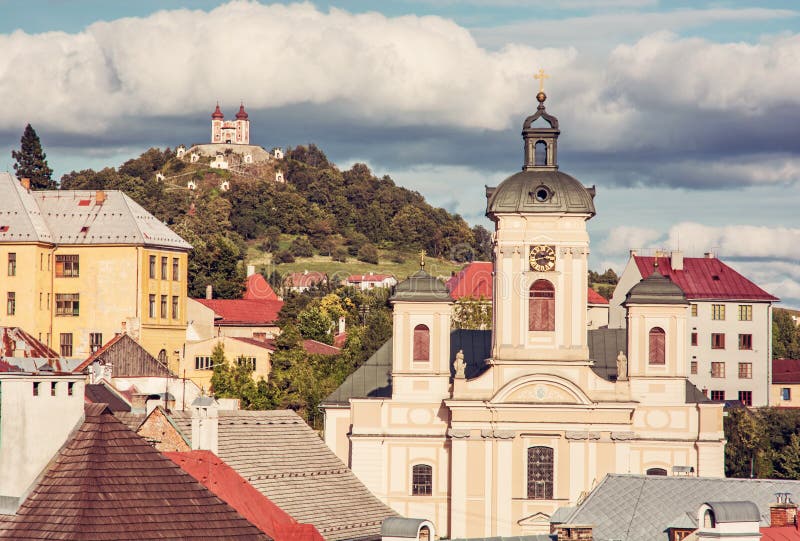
[420, 249, 426, 270]
[534, 68, 549, 93]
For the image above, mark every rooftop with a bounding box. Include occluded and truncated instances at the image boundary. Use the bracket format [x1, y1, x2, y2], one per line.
[194, 298, 284, 326]
[773, 359, 800, 384]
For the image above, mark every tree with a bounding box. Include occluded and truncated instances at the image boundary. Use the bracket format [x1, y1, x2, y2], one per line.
[12, 124, 55, 189]
[298, 306, 333, 344]
[289, 236, 314, 257]
[357, 243, 379, 264]
[773, 309, 800, 359]
[453, 298, 492, 330]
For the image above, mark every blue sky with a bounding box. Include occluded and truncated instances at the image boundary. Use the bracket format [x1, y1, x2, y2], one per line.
[1, 0, 799, 306]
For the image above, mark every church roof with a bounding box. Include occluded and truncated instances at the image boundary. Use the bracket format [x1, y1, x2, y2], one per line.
[486, 169, 596, 217]
[212, 103, 224, 119]
[625, 268, 688, 305]
[556, 474, 800, 541]
[243, 273, 280, 301]
[633, 255, 778, 301]
[235, 104, 249, 120]
[390, 270, 452, 302]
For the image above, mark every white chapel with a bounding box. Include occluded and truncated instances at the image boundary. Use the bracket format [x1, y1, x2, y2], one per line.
[322, 83, 725, 538]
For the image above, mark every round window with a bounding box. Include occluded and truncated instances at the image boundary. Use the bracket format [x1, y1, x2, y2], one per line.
[534, 186, 551, 202]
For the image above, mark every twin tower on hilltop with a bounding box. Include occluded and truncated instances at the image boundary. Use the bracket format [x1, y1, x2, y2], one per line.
[210, 102, 250, 145]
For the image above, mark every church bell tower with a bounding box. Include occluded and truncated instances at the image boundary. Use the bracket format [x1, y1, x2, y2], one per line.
[485, 72, 596, 363]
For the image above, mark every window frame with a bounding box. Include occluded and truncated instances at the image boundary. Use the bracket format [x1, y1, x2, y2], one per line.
[55, 293, 80, 316]
[711, 333, 725, 349]
[738, 334, 753, 350]
[172, 296, 179, 319]
[89, 332, 103, 353]
[711, 362, 726, 378]
[738, 304, 753, 321]
[7, 252, 16, 276]
[236, 356, 257, 371]
[149, 294, 156, 318]
[527, 446, 554, 500]
[738, 390, 752, 407]
[691, 332, 698, 346]
[690, 360, 698, 374]
[6, 292, 15, 315]
[711, 304, 725, 320]
[529, 279, 555, 332]
[172, 257, 179, 281]
[60, 333, 73, 357]
[690, 304, 698, 317]
[195, 356, 213, 370]
[411, 464, 433, 496]
[161, 256, 168, 279]
[55, 254, 79, 278]
[413, 324, 431, 362]
[782, 388, 791, 401]
[648, 327, 666, 365]
[149, 255, 156, 279]
[738, 362, 752, 379]
[710, 390, 725, 401]
[160, 295, 168, 319]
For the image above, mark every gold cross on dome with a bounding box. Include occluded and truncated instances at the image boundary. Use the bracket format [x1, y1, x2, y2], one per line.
[419, 249, 427, 270]
[534, 68, 549, 93]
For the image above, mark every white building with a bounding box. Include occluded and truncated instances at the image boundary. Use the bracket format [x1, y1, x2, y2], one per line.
[346, 273, 397, 290]
[610, 250, 778, 406]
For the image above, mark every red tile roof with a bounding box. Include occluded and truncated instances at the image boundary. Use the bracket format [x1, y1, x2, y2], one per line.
[302, 339, 341, 356]
[633, 256, 778, 301]
[244, 273, 280, 301]
[587, 288, 609, 305]
[333, 332, 347, 348]
[165, 450, 324, 541]
[195, 298, 284, 326]
[773, 359, 800, 384]
[760, 526, 800, 540]
[0, 327, 58, 358]
[285, 271, 327, 288]
[347, 273, 394, 283]
[446, 261, 493, 299]
[446, 261, 608, 305]
[0, 404, 268, 540]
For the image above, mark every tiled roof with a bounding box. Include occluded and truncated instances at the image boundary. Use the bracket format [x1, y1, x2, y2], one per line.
[0, 327, 58, 358]
[347, 273, 394, 283]
[303, 339, 341, 356]
[243, 274, 280, 301]
[773, 359, 800, 384]
[446, 261, 493, 299]
[285, 271, 327, 288]
[587, 288, 609, 305]
[323, 330, 492, 405]
[84, 383, 131, 412]
[168, 409, 397, 540]
[333, 332, 347, 348]
[194, 298, 284, 325]
[165, 450, 324, 541]
[560, 474, 800, 541]
[0, 173, 52, 243]
[0, 404, 268, 540]
[633, 256, 778, 301]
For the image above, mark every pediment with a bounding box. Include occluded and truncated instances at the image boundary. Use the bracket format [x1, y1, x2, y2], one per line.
[491, 374, 591, 405]
[518, 512, 550, 526]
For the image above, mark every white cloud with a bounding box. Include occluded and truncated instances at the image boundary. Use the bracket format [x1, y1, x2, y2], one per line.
[666, 223, 800, 261]
[600, 225, 661, 254]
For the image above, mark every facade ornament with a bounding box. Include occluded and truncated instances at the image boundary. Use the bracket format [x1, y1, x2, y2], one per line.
[447, 429, 471, 439]
[454, 349, 466, 379]
[610, 431, 636, 441]
[565, 431, 600, 440]
[616, 351, 628, 381]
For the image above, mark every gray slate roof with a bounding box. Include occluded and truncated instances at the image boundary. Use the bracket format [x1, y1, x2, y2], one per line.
[625, 268, 687, 305]
[169, 409, 397, 540]
[0, 173, 190, 250]
[486, 170, 596, 216]
[390, 270, 453, 303]
[323, 329, 492, 405]
[558, 474, 800, 541]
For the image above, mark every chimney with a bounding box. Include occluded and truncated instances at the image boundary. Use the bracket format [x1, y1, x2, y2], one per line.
[205, 285, 213, 299]
[338, 316, 346, 335]
[671, 250, 684, 271]
[770, 494, 798, 527]
[95, 190, 106, 204]
[20, 178, 30, 191]
[191, 397, 219, 454]
[555, 525, 593, 540]
[246, 264, 255, 277]
[704, 251, 715, 259]
[130, 393, 149, 414]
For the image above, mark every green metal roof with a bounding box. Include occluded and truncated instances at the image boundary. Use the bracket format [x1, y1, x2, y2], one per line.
[625, 268, 688, 305]
[390, 270, 453, 303]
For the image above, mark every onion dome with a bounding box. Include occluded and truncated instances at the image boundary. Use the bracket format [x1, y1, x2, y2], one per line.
[486, 89, 596, 218]
[625, 266, 688, 305]
[390, 270, 452, 303]
[211, 103, 224, 120]
[235, 103, 248, 120]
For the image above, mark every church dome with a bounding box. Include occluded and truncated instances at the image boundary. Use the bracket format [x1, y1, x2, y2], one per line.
[390, 270, 452, 303]
[486, 91, 596, 218]
[486, 169, 596, 216]
[625, 268, 688, 305]
[235, 104, 248, 120]
[211, 103, 224, 120]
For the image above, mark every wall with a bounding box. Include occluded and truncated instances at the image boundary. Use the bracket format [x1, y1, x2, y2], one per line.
[182, 336, 272, 390]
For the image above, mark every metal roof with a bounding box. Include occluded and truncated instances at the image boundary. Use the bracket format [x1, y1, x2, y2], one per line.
[625, 269, 688, 306]
[391, 270, 452, 302]
[486, 170, 596, 217]
[0, 173, 53, 243]
[705, 501, 761, 523]
[380, 517, 429, 537]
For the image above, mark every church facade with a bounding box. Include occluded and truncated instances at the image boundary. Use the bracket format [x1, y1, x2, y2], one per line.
[322, 90, 725, 538]
[211, 102, 250, 145]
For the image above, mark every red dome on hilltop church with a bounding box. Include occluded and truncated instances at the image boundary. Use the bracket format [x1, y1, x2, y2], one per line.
[235, 103, 249, 120]
[211, 103, 224, 120]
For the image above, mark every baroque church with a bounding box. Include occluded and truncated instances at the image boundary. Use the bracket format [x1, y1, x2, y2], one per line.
[321, 86, 725, 538]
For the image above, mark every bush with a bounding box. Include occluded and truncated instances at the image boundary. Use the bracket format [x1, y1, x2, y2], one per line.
[273, 250, 295, 264]
[357, 243, 379, 265]
[290, 236, 314, 257]
[332, 247, 348, 262]
[389, 251, 405, 264]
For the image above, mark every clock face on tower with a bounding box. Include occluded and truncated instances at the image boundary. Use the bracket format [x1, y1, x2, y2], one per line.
[529, 245, 556, 272]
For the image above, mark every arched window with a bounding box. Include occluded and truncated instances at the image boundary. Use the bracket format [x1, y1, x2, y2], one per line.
[419, 526, 431, 541]
[529, 280, 555, 331]
[703, 509, 716, 528]
[646, 467, 668, 476]
[535, 141, 548, 166]
[648, 327, 666, 365]
[413, 324, 430, 361]
[411, 464, 432, 496]
[527, 446, 554, 499]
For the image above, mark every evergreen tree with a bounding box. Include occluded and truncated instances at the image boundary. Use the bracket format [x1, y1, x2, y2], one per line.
[12, 124, 55, 189]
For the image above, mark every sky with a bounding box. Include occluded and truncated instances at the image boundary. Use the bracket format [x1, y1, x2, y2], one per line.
[1, 0, 799, 307]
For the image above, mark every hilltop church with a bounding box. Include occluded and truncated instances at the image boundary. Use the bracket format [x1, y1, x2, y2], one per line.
[321, 83, 726, 538]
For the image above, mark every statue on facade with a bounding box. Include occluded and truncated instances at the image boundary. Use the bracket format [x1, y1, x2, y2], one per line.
[454, 349, 466, 379]
[616, 351, 628, 381]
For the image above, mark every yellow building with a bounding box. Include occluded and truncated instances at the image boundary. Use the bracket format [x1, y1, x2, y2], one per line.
[0, 173, 191, 371]
[322, 93, 725, 538]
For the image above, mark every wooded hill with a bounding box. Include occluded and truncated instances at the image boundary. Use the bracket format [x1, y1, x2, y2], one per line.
[59, 144, 492, 298]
